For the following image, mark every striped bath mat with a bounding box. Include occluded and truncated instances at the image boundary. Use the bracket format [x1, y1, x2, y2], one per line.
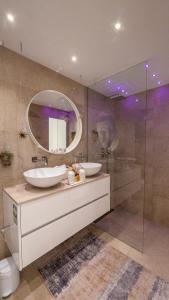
[37, 227, 169, 300]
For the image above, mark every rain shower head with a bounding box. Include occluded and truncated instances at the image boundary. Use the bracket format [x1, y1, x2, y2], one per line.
[109, 93, 126, 100]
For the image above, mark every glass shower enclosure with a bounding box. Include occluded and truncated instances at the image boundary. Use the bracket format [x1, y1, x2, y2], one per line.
[87, 62, 147, 252]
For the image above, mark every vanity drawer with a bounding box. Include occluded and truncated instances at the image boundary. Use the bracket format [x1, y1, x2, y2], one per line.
[21, 194, 110, 268]
[20, 176, 110, 235]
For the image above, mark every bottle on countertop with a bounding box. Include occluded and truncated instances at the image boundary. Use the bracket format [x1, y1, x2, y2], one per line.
[79, 168, 86, 182]
[68, 169, 75, 185]
[71, 165, 80, 182]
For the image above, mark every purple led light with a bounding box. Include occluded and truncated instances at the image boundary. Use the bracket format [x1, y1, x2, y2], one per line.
[117, 86, 120, 90]
[122, 89, 125, 93]
[135, 98, 139, 102]
[145, 63, 150, 69]
[158, 81, 161, 85]
[125, 92, 128, 95]
[107, 80, 111, 84]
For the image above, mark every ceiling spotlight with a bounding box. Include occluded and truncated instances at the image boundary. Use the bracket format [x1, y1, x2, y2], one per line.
[152, 73, 156, 77]
[71, 56, 77, 62]
[114, 22, 121, 30]
[7, 13, 14, 22]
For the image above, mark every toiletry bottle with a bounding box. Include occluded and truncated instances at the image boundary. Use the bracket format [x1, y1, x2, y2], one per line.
[74, 170, 80, 182]
[72, 165, 80, 182]
[79, 168, 86, 182]
[68, 169, 75, 185]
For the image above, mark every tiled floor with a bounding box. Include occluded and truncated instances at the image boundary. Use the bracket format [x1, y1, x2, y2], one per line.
[96, 208, 169, 282]
[7, 264, 53, 300]
[96, 207, 144, 251]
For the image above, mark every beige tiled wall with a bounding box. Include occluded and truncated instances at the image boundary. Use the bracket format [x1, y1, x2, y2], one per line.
[0, 47, 88, 259]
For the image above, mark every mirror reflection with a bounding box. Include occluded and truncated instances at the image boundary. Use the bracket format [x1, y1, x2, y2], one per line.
[27, 90, 81, 153]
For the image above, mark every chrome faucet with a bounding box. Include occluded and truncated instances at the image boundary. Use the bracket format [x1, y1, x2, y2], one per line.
[32, 156, 48, 166]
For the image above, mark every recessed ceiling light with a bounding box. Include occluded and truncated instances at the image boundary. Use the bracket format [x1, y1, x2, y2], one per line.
[152, 73, 156, 77]
[114, 22, 121, 30]
[71, 56, 77, 62]
[7, 13, 14, 22]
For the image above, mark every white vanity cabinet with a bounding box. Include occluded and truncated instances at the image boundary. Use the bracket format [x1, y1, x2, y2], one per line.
[3, 174, 110, 270]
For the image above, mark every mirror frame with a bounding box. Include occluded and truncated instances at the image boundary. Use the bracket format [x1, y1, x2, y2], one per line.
[26, 90, 82, 154]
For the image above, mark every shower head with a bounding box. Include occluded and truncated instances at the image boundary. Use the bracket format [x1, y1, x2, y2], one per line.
[109, 93, 126, 100]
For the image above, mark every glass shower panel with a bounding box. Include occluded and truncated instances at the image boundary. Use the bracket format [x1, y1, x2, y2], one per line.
[88, 62, 147, 251]
[143, 60, 169, 270]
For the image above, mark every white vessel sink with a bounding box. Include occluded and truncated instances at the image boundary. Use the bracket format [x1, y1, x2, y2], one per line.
[74, 162, 102, 176]
[23, 167, 67, 188]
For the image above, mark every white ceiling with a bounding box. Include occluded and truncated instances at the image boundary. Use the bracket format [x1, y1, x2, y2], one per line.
[1, 0, 169, 93]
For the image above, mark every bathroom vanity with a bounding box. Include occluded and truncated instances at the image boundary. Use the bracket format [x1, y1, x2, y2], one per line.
[3, 174, 110, 270]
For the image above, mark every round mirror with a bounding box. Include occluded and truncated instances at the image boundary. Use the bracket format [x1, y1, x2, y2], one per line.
[26, 90, 82, 154]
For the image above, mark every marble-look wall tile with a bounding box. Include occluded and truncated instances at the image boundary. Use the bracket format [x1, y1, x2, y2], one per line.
[152, 196, 169, 226]
[152, 137, 169, 168]
[153, 184, 169, 199]
[153, 166, 169, 187]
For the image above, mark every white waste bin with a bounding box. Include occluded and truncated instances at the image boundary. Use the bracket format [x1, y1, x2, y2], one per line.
[0, 257, 20, 298]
